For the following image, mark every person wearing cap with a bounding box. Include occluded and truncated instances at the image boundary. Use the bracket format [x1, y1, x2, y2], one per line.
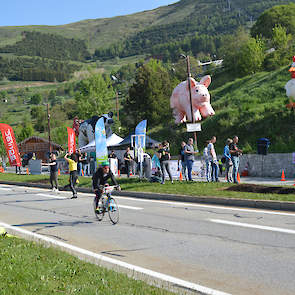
[92, 161, 120, 212]
[64, 152, 79, 199]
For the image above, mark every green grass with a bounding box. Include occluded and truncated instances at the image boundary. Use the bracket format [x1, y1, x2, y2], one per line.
[1, 173, 295, 202]
[0, 236, 175, 295]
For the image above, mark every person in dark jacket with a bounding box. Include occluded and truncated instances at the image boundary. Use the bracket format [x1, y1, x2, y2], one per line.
[92, 161, 120, 211]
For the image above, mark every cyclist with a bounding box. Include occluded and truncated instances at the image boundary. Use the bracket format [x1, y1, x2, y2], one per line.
[92, 161, 120, 212]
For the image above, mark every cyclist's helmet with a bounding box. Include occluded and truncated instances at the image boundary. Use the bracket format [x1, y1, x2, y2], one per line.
[101, 161, 110, 167]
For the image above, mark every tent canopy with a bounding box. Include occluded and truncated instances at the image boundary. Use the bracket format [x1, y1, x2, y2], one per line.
[116, 134, 160, 148]
[79, 133, 123, 153]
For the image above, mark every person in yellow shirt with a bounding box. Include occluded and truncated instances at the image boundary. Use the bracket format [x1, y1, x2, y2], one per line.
[64, 152, 78, 199]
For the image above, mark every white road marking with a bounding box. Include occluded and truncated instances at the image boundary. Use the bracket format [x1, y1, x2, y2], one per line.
[0, 187, 12, 191]
[116, 196, 295, 217]
[0, 221, 231, 295]
[210, 219, 295, 235]
[36, 193, 67, 200]
[118, 205, 143, 210]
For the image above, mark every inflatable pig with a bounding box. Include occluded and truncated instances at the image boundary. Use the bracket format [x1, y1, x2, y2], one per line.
[170, 75, 215, 123]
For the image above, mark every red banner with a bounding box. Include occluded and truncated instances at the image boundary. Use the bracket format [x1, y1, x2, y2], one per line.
[67, 127, 76, 154]
[0, 123, 21, 167]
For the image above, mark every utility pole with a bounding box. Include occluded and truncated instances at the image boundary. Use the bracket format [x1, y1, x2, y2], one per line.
[182, 54, 198, 150]
[116, 91, 119, 121]
[46, 103, 52, 153]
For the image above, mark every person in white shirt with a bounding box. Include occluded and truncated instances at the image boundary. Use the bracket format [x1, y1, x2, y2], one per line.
[207, 136, 219, 182]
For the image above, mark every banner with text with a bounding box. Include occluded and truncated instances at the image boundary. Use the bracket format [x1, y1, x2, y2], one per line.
[0, 123, 21, 167]
[95, 117, 108, 165]
[67, 127, 76, 154]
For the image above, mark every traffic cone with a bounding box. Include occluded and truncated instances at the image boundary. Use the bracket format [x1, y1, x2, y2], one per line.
[281, 170, 286, 181]
[241, 162, 249, 177]
[58, 169, 60, 176]
[179, 171, 183, 181]
[237, 172, 240, 183]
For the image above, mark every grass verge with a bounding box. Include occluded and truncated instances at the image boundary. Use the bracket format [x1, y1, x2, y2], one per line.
[1, 173, 295, 202]
[0, 236, 174, 295]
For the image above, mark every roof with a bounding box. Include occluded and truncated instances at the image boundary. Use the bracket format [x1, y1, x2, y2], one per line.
[18, 136, 63, 149]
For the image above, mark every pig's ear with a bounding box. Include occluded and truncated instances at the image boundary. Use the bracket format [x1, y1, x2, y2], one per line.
[188, 77, 197, 89]
[199, 75, 211, 88]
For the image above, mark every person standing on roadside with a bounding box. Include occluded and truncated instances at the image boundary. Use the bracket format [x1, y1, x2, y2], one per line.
[42, 153, 59, 191]
[124, 147, 133, 178]
[224, 138, 233, 183]
[178, 141, 187, 181]
[207, 136, 219, 182]
[203, 140, 211, 182]
[185, 138, 197, 181]
[229, 135, 242, 184]
[64, 152, 78, 199]
[158, 140, 173, 184]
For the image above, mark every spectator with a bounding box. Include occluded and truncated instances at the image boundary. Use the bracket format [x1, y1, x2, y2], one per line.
[224, 138, 233, 183]
[178, 141, 187, 181]
[124, 147, 133, 178]
[42, 153, 59, 191]
[229, 135, 243, 184]
[185, 138, 197, 181]
[109, 150, 117, 159]
[81, 152, 90, 176]
[203, 140, 211, 182]
[76, 149, 83, 176]
[157, 140, 173, 184]
[64, 152, 78, 199]
[207, 136, 219, 182]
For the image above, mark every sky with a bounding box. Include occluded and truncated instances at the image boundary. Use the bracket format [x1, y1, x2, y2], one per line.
[0, 0, 179, 27]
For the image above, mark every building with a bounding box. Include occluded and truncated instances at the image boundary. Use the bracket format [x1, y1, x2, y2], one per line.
[18, 136, 63, 162]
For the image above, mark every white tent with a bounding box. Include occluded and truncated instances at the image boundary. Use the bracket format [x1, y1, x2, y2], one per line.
[79, 133, 124, 153]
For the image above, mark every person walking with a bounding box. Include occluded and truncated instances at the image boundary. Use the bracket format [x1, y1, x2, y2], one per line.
[124, 147, 133, 178]
[185, 138, 197, 181]
[229, 135, 242, 184]
[157, 141, 173, 184]
[207, 136, 219, 182]
[224, 138, 233, 183]
[178, 141, 187, 181]
[64, 152, 78, 199]
[42, 153, 59, 191]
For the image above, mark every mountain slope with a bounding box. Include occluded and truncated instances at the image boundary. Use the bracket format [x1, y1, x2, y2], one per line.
[1, 0, 295, 55]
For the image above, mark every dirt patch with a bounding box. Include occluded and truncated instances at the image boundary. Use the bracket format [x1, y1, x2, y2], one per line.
[227, 184, 295, 194]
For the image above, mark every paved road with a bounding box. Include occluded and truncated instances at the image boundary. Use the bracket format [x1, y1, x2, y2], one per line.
[1, 184, 295, 295]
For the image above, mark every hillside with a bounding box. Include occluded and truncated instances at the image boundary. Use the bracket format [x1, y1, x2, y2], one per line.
[1, 0, 295, 56]
[149, 65, 294, 155]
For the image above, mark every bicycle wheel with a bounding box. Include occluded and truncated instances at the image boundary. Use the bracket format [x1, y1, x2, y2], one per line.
[93, 196, 105, 221]
[107, 197, 119, 224]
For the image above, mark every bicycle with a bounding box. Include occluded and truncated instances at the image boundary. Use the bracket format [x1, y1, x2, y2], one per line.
[93, 184, 120, 224]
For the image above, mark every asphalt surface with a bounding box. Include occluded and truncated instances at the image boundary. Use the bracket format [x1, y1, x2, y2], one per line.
[1, 184, 295, 295]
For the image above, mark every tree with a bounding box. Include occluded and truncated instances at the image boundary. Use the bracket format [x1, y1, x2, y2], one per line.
[221, 29, 264, 77]
[75, 74, 115, 119]
[17, 121, 34, 142]
[251, 4, 295, 39]
[30, 93, 42, 105]
[123, 59, 175, 128]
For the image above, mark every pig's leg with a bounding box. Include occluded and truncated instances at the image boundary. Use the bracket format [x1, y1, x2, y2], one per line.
[193, 109, 202, 121]
[184, 104, 193, 122]
[200, 103, 215, 117]
[173, 109, 185, 124]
